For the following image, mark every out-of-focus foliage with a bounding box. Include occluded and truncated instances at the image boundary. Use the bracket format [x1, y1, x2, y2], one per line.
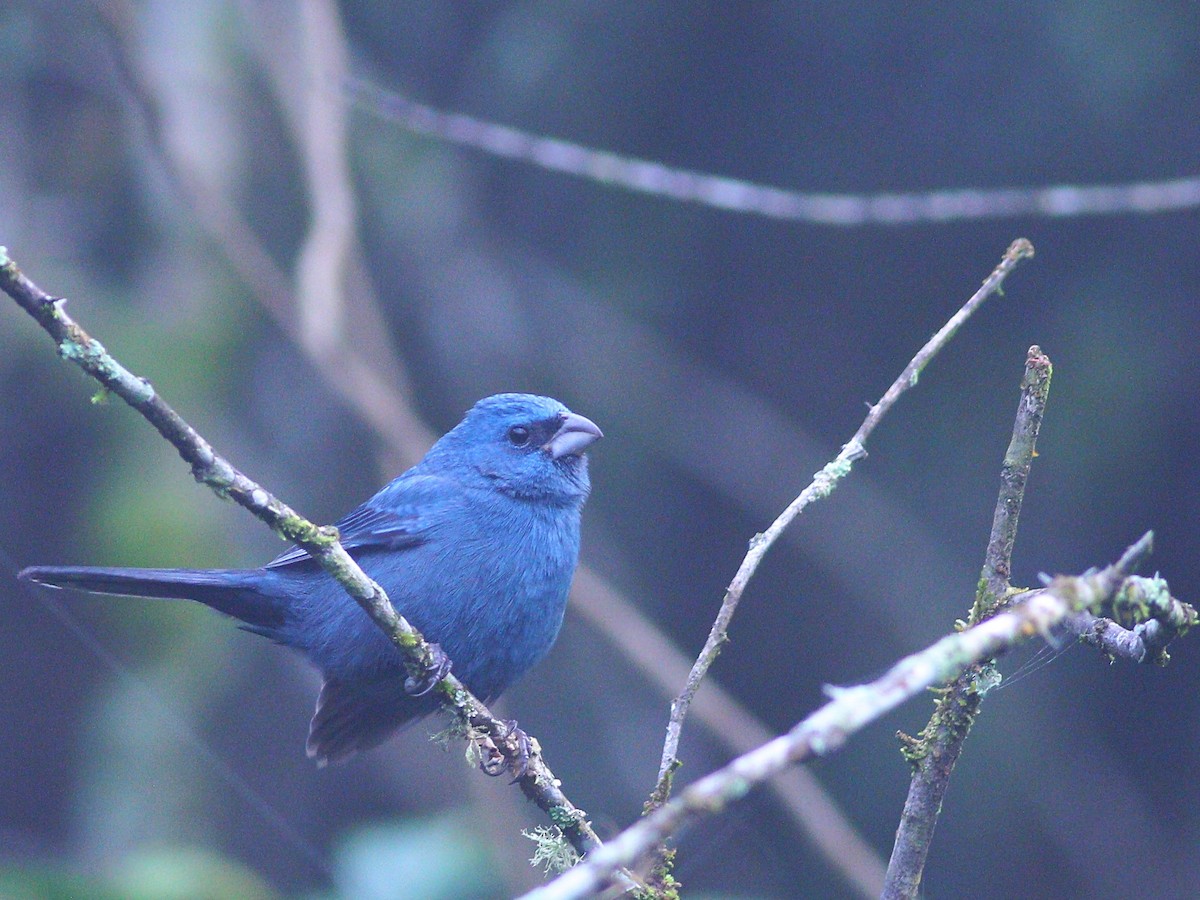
[323, 816, 494, 900]
[3, 2, 1200, 898]
[0, 847, 278, 900]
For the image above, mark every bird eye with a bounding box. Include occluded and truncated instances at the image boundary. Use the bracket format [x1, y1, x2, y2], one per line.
[507, 425, 531, 447]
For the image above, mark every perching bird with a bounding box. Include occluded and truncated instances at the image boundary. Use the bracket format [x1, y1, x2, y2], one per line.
[21, 393, 601, 766]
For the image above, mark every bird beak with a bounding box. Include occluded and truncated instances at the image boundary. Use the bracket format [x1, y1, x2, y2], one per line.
[544, 412, 603, 459]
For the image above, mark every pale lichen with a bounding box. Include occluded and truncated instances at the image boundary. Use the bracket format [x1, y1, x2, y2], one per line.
[524, 825, 580, 874]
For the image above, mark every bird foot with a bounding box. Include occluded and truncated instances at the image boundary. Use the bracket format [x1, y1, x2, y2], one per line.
[479, 719, 533, 782]
[403, 642, 452, 697]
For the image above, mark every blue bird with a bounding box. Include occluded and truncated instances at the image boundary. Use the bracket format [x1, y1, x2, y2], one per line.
[20, 393, 601, 766]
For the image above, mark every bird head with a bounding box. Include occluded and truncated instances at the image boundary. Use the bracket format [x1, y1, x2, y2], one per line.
[426, 394, 602, 504]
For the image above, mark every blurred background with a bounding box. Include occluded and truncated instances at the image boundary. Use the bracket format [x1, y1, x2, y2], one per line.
[3, 3, 1199, 898]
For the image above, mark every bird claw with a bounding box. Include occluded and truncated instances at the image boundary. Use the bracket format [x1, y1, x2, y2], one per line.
[403, 642, 452, 697]
[478, 719, 533, 782]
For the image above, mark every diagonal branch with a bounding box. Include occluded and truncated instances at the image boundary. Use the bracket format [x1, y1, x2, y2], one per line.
[524, 534, 1158, 900]
[649, 238, 1036, 811]
[0, 249, 609, 863]
[572, 569, 887, 898]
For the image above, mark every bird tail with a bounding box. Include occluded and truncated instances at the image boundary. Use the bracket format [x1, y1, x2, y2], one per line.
[18, 565, 286, 634]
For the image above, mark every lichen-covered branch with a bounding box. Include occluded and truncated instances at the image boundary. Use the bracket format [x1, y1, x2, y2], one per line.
[883, 345, 1052, 900]
[649, 238, 1036, 813]
[523, 534, 1156, 900]
[0, 248, 607, 861]
[572, 572, 886, 899]
[1066, 574, 1197, 665]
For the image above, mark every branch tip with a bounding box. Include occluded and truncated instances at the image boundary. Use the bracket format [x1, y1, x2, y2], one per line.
[1007, 237, 1035, 261]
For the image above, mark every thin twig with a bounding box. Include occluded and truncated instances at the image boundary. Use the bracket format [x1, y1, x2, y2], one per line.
[974, 346, 1054, 614]
[0, 250, 609, 862]
[883, 346, 1052, 900]
[348, 79, 1200, 226]
[572, 569, 886, 898]
[522, 534, 1157, 900]
[649, 238, 1036, 810]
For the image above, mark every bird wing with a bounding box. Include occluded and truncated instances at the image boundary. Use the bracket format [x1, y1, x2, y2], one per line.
[265, 473, 455, 570]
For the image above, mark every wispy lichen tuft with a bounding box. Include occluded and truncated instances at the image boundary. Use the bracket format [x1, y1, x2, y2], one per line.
[524, 825, 580, 874]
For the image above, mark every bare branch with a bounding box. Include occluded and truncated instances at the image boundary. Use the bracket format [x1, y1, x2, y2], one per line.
[523, 534, 1157, 900]
[650, 238, 1036, 810]
[348, 79, 1200, 226]
[284, 0, 357, 357]
[975, 345, 1054, 611]
[93, 0, 437, 463]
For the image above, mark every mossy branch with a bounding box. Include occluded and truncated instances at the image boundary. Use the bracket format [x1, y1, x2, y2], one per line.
[883, 345, 1052, 899]
[523, 534, 1158, 900]
[0, 247, 610, 865]
[1066, 574, 1197, 665]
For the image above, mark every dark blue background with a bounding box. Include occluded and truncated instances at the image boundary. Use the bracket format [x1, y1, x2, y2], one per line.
[2, 3, 1198, 898]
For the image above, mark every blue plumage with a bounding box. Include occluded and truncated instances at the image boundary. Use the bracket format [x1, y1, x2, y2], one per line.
[20, 394, 601, 765]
